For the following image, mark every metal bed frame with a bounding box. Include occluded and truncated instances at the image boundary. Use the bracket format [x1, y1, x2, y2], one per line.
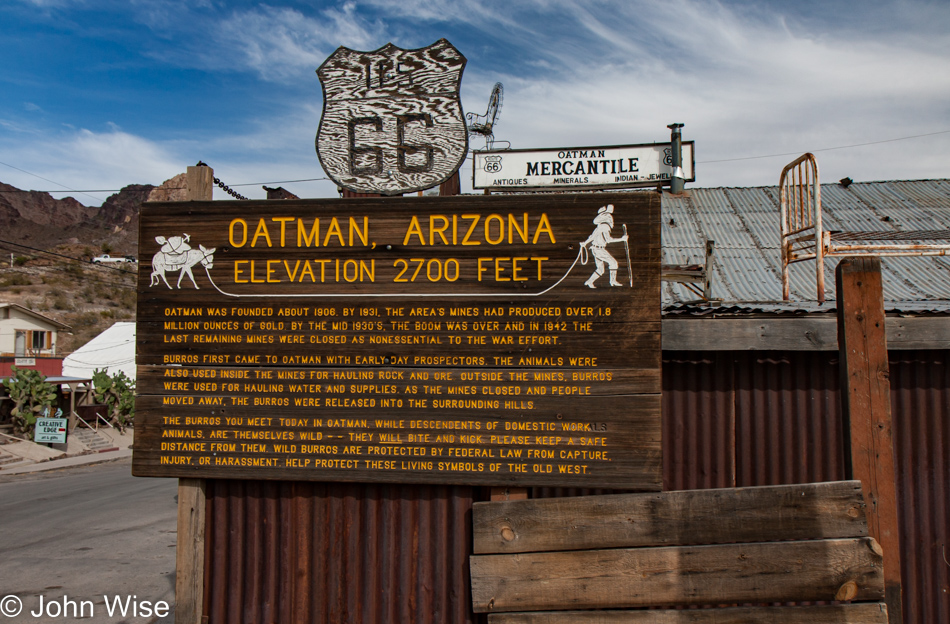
[780, 153, 950, 302]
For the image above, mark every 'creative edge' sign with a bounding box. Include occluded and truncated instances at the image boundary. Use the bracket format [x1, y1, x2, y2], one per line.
[133, 193, 661, 489]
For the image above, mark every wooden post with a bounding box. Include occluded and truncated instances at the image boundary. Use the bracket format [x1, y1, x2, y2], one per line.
[176, 478, 206, 624]
[836, 257, 902, 624]
[175, 165, 212, 624]
[186, 165, 213, 201]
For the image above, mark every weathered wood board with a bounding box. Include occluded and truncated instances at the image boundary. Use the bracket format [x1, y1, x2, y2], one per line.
[473, 480, 868, 554]
[470, 537, 885, 612]
[134, 193, 661, 488]
[486, 604, 889, 624]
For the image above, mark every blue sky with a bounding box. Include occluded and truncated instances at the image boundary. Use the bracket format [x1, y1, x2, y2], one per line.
[1, 0, 948, 205]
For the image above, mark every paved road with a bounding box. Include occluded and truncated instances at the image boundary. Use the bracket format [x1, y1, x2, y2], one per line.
[0, 459, 178, 623]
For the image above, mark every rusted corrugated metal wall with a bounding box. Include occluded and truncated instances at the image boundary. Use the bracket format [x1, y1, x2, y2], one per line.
[890, 351, 950, 624]
[203, 481, 478, 624]
[662, 351, 736, 491]
[202, 350, 947, 624]
[733, 351, 847, 487]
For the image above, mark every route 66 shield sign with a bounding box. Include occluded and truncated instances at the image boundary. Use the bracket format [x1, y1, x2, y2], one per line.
[316, 39, 468, 196]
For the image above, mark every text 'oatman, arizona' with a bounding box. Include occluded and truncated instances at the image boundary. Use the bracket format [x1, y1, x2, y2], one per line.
[133, 192, 661, 489]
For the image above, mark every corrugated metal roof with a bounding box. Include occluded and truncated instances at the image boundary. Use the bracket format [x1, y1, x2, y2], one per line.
[663, 179, 950, 313]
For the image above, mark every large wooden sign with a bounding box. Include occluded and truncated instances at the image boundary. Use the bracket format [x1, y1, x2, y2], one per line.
[316, 39, 468, 195]
[133, 193, 661, 489]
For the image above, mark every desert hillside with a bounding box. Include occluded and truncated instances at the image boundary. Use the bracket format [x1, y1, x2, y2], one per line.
[0, 182, 150, 353]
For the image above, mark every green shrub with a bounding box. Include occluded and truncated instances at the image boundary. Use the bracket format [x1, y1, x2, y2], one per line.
[2, 367, 58, 440]
[1, 274, 31, 287]
[91, 369, 135, 431]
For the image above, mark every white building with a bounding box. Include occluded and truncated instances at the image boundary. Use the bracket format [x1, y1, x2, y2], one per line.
[0, 303, 69, 358]
[62, 322, 136, 381]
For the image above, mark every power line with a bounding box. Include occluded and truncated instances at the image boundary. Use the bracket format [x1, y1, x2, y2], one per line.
[0, 239, 135, 274]
[230, 177, 329, 187]
[1, 125, 946, 197]
[0, 189, 138, 194]
[698, 129, 950, 164]
[0, 177, 331, 194]
[0, 249, 136, 286]
[65, 357, 136, 367]
[0, 264, 133, 290]
[0, 160, 109, 203]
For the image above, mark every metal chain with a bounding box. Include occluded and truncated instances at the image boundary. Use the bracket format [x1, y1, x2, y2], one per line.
[197, 161, 250, 200]
[213, 175, 249, 200]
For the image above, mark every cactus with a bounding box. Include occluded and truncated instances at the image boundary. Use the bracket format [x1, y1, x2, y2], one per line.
[2, 366, 58, 441]
[91, 369, 135, 432]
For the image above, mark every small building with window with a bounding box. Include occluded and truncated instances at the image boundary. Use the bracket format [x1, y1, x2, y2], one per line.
[0, 303, 70, 376]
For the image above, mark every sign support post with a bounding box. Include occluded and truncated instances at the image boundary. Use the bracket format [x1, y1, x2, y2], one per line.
[836, 257, 903, 624]
[174, 164, 212, 624]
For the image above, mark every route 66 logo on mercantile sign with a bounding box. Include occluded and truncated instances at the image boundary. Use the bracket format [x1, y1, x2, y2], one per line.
[316, 39, 468, 195]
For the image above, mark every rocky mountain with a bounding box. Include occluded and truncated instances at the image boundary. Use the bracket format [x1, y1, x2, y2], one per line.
[0, 181, 155, 353]
[0, 182, 152, 253]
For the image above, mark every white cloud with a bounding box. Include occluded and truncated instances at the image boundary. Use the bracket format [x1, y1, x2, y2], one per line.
[356, 0, 527, 32]
[5, 0, 947, 197]
[444, 0, 950, 187]
[0, 127, 185, 205]
[197, 4, 384, 81]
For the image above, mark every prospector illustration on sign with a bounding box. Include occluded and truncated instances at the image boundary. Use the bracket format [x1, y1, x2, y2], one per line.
[580, 205, 631, 288]
[316, 39, 469, 195]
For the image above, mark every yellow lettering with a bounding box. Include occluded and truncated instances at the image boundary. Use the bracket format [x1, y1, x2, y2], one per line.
[429, 215, 450, 245]
[495, 257, 510, 281]
[299, 261, 316, 282]
[531, 257, 547, 280]
[297, 218, 320, 247]
[272, 217, 294, 246]
[324, 217, 345, 246]
[404, 215, 425, 245]
[234, 260, 248, 283]
[361, 259, 375, 282]
[251, 218, 273, 247]
[461, 214, 481, 245]
[512, 257, 526, 281]
[349, 216, 369, 246]
[267, 259, 280, 283]
[229, 218, 248, 247]
[477, 258, 491, 281]
[533, 213, 556, 244]
[509, 213, 528, 244]
[284, 260, 301, 281]
[484, 214, 504, 245]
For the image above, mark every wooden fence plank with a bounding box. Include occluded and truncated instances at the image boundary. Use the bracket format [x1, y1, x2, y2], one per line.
[473, 481, 867, 554]
[470, 537, 884, 613]
[661, 316, 950, 351]
[487, 603, 889, 623]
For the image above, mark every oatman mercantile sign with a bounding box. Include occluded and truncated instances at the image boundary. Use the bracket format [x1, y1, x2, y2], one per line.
[133, 192, 661, 489]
